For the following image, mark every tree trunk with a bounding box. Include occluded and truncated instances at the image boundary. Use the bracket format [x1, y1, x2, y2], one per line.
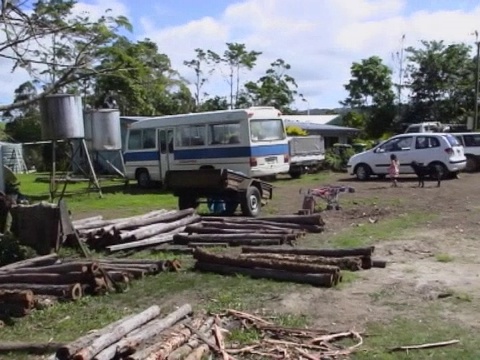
[188, 242, 229, 248]
[242, 253, 363, 271]
[3, 263, 90, 274]
[0, 289, 34, 303]
[195, 262, 335, 287]
[0, 253, 58, 272]
[72, 215, 103, 226]
[91, 304, 192, 360]
[183, 338, 214, 360]
[0, 342, 65, 355]
[185, 224, 293, 235]
[0, 272, 95, 285]
[241, 246, 375, 257]
[201, 217, 324, 232]
[167, 318, 215, 360]
[0, 283, 82, 300]
[193, 249, 341, 275]
[201, 213, 325, 226]
[99, 210, 172, 233]
[199, 221, 297, 233]
[72, 305, 162, 360]
[372, 259, 387, 268]
[174, 233, 288, 244]
[106, 231, 180, 253]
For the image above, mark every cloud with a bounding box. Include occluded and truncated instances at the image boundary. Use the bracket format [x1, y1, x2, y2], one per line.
[139, 0, 480, 110]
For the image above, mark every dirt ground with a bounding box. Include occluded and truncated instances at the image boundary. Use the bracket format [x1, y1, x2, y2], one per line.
[267, 172, 480, 333]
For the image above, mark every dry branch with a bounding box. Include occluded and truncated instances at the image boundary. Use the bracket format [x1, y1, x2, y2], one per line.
[389, 339, 459, 352]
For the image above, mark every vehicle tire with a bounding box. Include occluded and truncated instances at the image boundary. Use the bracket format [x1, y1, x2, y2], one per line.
[178, 195, 198, 210]
[240, 186, 261, 217]
[465, 155, 478, 173]
[429, 162, 448, 179]
[355, 164, 371, 181]
[289, 169, 302, 179]
[137, 170, 151, 188]
[224, 201, 239, 216]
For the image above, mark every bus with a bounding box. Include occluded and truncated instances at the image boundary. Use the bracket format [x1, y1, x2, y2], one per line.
[123, 106, 290, 187]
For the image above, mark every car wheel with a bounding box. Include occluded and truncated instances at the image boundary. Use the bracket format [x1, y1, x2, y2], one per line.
[137, 170, 151, 188]
[465, 155, 478, 173]
[355, 164, 371, 181]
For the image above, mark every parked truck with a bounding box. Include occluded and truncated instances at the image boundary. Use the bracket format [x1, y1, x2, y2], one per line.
[287, 135, 325, 178]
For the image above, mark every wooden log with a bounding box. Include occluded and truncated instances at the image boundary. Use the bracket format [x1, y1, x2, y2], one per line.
[372, 259, 387, 268]
[119, 214, 200, 243]
[193, 249, 341, 275]
[103, 267, 147, 279]
[0, 272, 92, 285]
[183, 336, 215, 360]
[0, 289, 34, 303]
[361, 256, 373, 269]
[56, 313, 140, 360]
[167, 318, 215, 360]
[92, 304, 193, 360]
[0, 253, 58, 272]
[98, 210, 171, 232]
[241, 253, 363, 271]
[72, 215, 103, 226]
[106, 231, 181, 253]
[2, 262, 90, 274]
[0, 304, 31, 317]
[174, 232, 288, 244]
[72, 305, 162, 360]
[241, 246, 375, 257]
[201, 218, 324, 232]
[185, 224, 293, 235]
[201, 213, 325, 226]
[0, 342, 65, 355]
[174, 235, 282, 247]
[0, 283, 82, 300]
[151, 245, 193, 254]
[188, 242, 229, 248]
[198, 221, 296, 233]
[195, 262, 335, 287]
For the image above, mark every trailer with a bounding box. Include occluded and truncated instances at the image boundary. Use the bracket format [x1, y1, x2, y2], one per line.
[288, 135, 325, 178]
[164, 168, 273, 217]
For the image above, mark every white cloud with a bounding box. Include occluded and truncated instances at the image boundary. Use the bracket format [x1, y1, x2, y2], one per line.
[139, 0, 480, 110]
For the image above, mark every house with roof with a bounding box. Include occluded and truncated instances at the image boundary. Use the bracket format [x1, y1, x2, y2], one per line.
[283, 114, 360, 148]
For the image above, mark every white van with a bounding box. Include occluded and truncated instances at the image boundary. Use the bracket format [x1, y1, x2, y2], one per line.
[347, 133, 466, 180]
[454, 132, 480, 172]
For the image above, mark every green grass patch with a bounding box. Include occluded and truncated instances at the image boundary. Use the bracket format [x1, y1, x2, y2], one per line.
[435, 253, 455, 263]
[354, 317, 480, 360]
[328, 212, 435, 248]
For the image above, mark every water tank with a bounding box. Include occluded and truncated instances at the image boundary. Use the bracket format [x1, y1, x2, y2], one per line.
[83, 110, 94, 150]
[0, 142, 25, 173]
[91, 109, 122, 151]
[39, 94, 85, 140]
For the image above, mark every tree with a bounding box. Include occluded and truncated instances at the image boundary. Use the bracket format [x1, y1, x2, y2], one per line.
[0, 0, 132, 112]
[208, 43, 261, 108]
[341, 56, 395, 108]
[241, 59, 299, 112]
[183, 48, 211, 110]
[405, 40, 474, 122]
[198, 96, 229, 112]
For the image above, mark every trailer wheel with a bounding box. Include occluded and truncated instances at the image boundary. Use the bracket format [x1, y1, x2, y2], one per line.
[241, 186, 261, 217]
[224, 201, 239, 216]
[178, 195, 198, 210]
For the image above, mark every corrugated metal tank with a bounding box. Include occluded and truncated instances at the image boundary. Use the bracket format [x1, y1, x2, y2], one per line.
[39, 94, 85, 140]
[91, 109, 122, 151]
[0, 142, 25, 173]
[83, 110, 94, 150]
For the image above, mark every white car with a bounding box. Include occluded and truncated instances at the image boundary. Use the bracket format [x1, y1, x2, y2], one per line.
[453, 132, 480, 172]
[347, 133, 466, 181]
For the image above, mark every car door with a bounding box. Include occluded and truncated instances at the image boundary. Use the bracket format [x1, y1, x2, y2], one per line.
[371, 136, 413, 174]
[413, 135, 440, 167]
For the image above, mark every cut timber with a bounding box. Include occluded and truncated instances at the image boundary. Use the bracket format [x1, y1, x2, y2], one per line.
[188, 242, 229, 248]
[0, 283, 82, 300]
[201, 218, 324, 233]
[119, 214, 200, 242]
[197, 221, 296, 233]
[72, 305, 161, 360]
[0, 342, 65, 355]
[0, 272, 91, 285]
[193, 249, 341, 275]
[0, 253, 58, 272]
[202, 213, 325, 226]
[195, 262, 335, 287]
[151, 245, 193, 254]
[0, 289, 34, 303]
[241, 246, 375, 257]
[241, 253, 363, 271]
[3, 263, 89, 274]
[106, 231, 181, 253]
[372, 259, 387, 268]
[167, 318, 215, 360]
[185, 224, 293, 235]
[92, 304, 192, 360]
[174, 234, 282, 246]
[100, 210, 172, 232]
[174, 233, 288, 244]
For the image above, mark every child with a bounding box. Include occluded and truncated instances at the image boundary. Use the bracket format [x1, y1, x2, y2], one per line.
[389, 154, 400, 187]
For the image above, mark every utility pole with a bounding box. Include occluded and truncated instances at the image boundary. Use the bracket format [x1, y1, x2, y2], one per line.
[475, 31, 480, 130]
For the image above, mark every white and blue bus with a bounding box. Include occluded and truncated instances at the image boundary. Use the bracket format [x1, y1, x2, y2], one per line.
[123, 106, 290, 187]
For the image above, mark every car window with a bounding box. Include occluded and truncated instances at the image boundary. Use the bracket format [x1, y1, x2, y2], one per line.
[378, 137, 413, 152]
[444, 134, 461, 147]
[406, 126, 420, 133]
[415, 136, 440, 150]
[463, 134, 480, 147]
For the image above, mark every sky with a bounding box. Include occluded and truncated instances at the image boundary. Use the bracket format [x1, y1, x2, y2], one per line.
[1, 0, 480, 112]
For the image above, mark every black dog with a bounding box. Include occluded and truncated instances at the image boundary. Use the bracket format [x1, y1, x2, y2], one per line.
[410, 161, 442, 187]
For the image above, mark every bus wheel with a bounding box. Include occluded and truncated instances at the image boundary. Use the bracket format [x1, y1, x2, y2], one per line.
[137, 170, 151, 188]
[241, 186, 261, 217]
[178, 195, 198, 210]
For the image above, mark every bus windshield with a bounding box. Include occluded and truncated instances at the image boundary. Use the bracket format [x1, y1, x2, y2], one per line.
[250, 119, 285, 142]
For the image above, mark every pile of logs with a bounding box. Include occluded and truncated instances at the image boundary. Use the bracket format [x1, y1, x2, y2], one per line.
[0, 290, 35, 318]
[193, 245, 386, 288]
[73, 209, 200, 253]
[74, 211, 326, 253]
[0, 254, 181, 316]
[38, 304, 362, 360]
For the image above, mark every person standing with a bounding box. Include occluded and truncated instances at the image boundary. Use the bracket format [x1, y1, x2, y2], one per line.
[389, 154, 400, 187]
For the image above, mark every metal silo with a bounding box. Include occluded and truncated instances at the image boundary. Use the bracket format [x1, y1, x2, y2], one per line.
[91, 109, 122, 151]
[83, 110, 94, 150]
[39, 94, 85, 140]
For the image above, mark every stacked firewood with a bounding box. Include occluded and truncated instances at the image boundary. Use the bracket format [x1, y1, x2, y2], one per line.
[193, 245, 386, 288]
[0, 254, 181, 316]
[0, 290, 36, 318]
[73, 209, 200, 253]
[41, 304, 362, 360]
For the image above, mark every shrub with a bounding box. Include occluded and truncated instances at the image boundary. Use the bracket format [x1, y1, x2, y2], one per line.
[0, 233, 36, 266]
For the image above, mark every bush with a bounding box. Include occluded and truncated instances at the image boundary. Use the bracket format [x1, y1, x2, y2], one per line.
[0, 233, 36, 266]
[286, 125, 307, 136]
[324, 147, 355, 172]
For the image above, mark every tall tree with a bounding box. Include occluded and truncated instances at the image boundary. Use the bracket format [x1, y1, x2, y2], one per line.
[0, 0, 131, 112]
[240, 59, 299, 112]
[208, 43, 261, 108]
[405, 40, 474, 122]
[183, 48, 211, 110]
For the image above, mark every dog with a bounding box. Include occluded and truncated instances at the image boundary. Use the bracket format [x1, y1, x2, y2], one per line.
[410, 161, 442, 187]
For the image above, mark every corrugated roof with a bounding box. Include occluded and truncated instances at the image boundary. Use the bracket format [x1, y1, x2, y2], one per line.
[282, 114, 341, 125]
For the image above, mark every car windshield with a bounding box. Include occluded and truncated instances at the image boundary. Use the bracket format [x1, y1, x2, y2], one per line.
[444, 134, 461, 147]
[250, 119, 285, 142]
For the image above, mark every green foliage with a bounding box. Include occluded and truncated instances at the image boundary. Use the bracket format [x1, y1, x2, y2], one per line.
[324, 146, 355, 171]
[286, 125, 307, 136]
[183, 48, 211, 110]
[0, 233, 36, 267]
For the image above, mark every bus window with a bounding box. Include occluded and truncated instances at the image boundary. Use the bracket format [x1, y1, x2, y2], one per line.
[176, 125, 206, 147]
[143, 129, 156, 149]
[128, 130, 142, 150]
[208, 123, 241, 145]
[250, 119, 285, 142]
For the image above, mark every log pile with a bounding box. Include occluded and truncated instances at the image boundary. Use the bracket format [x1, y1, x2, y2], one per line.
[0, 255, 181, 316]
[193, 245, 387, 287]
[73, 209, 200, 253]
[45, 304, 362, 360]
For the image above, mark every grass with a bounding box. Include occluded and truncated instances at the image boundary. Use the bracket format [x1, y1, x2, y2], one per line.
[435, 253, 455, 263]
